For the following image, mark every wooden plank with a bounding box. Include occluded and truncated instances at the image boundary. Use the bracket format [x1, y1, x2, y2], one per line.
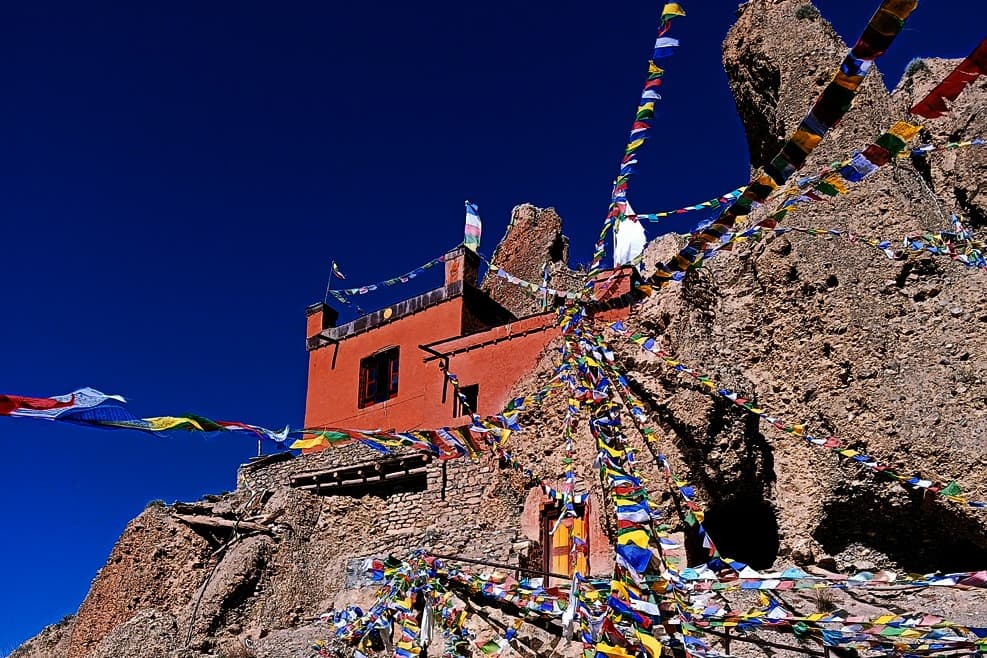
[173, 513, 272, 535]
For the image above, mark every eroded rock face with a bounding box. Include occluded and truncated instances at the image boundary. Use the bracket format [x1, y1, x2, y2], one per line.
[89, 609, 180, 658]
[9, 615, 74, 658]
[66, 502, 213, 657]
[616, 0, 987, 572]
[893, 57, 987, 227]
[722, 0, 897, 170]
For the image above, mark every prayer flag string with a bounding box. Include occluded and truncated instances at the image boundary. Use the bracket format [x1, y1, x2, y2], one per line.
[587, 4, 686, 280]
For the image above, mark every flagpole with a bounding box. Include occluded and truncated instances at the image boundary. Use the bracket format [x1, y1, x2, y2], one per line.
[324, 260, 335, 305]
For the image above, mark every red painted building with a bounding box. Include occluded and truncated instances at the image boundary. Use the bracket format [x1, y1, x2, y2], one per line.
[304, 246, 632, 432]
[303, 244, 633, 578]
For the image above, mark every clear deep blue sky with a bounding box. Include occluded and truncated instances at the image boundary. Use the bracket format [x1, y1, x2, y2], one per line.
[0, 0, 978, 650]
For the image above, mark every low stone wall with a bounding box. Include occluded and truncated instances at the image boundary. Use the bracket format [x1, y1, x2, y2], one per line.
[238, 446, 520, 566]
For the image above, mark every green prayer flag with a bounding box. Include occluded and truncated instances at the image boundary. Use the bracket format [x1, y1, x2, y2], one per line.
[941, 481, 963, 497]
[876, 132, 908, 156]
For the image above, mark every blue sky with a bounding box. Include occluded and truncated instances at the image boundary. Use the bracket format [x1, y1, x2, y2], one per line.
[0, 0, 979, 650]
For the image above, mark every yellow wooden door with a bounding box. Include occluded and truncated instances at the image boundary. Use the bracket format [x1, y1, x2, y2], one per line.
[549, 515, 588, 577]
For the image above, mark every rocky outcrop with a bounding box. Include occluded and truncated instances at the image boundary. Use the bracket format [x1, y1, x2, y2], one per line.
[66, 502, 213, 657]
[894, 57, 987, 226]
[617, 0, 987, 572]
[9, 615, 74, 658]
[481, 204, 581, 318]
[723, 0, 898, 170]
[89, 609, 182, 658]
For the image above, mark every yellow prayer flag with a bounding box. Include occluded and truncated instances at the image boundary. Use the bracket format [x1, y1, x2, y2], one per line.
[635, 630, 665, 658]
[290, 437, 328, 450]
[888, 121, 922, 142]
[144, 416, 203, 431]
[881, 0, 918, 20]
[755, 173, 779, 193]
[596, 644, 633, 658]
[791, 129, 823, 153]
[661, 3, 686, 18]
[823, 175, 848, 195]
[618, 529, 651, 547]
[832, 70, 865, 92]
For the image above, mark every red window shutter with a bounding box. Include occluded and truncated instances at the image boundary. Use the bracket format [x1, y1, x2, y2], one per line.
[388, 351, 400, 398]
[358, 361, 368, 408]
[360, 359, 378, 408]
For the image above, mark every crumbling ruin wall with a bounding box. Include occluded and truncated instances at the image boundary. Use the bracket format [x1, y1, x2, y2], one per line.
[481, 204, 582, 318]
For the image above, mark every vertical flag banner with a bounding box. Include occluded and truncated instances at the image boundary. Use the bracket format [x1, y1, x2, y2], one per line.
[464, 201, 482, 252]
[325, 259, 347, 305]
[587, 3, 686, 282]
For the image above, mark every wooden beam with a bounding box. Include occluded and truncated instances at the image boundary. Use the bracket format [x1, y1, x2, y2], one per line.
[173, 514, 272, 535]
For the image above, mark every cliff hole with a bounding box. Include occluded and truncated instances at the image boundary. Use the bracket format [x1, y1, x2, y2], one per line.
[688, 496, 780, 570]
[813, 494, 987, 573]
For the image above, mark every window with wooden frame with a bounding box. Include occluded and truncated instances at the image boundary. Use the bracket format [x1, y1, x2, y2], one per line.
[540, 502, 588, 581]
[358, 347, 400, 408]
[453, 384, 479, 417]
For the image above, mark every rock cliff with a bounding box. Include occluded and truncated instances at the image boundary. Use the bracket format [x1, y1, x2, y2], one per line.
[13, 1, 987, 656]
[619, 0, 987, 572]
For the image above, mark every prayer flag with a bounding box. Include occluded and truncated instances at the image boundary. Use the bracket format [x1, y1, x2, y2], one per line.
[661, 3, 686, 20]
[1, 387, 126, 419]
[465, 201, 482, 252]
[615, 543, 653, 574]
[652, 37, 679, 59]
[911, 38, 987, 118]
[635, 631, 664, 658]
[331, 261, 346, 279]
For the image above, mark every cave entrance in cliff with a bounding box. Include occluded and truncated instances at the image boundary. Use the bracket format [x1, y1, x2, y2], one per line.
[690, 496, 779, 570]
[813, 495, 987, 573]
